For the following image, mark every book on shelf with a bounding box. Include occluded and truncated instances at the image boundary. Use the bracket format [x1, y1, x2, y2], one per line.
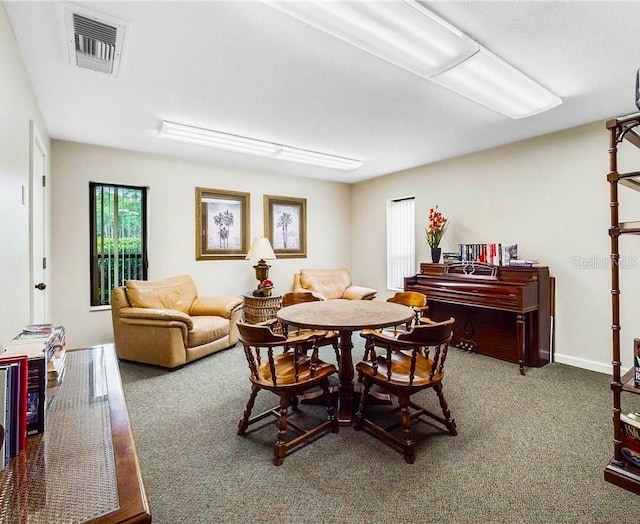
[620, 412, 640, 468]
[457, 243, 518, 266]
[0, 367, 9, 470]
[635, 339, 640, 387]
[622, 431, 640, 451]
[627, 411, 640, 421]
[621, 414, 640, 468]
[4, 338, 48, 436]
[24, 356, 45, 436]
[9, 363, 20, 458]
[621, 412, 640, 433]
[0, 355, 28, 452]
[3, 364, 13, 467]
[509, 259, 540, 267]
[47, 345, 66, 387]
[442, 252, 461, 264]
[621, 446, 640, 468]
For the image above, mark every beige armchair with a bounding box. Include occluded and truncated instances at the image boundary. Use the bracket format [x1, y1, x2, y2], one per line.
[111, 274, 243, 369]
[293, 268, 376, 301]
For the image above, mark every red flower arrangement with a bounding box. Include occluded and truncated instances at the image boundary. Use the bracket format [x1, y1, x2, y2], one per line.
[426, 206, 448, 248]
[256, 279, 274, 297]
[258, 279, 273, 289]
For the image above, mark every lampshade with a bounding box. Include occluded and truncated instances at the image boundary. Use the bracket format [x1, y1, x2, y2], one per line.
[267, 0, 561, 119]
[246, 237, 276, 261]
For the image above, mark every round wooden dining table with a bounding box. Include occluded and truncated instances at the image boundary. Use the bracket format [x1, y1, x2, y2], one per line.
[277, 299, 414, 424]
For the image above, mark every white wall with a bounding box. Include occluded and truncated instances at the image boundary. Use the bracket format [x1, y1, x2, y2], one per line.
[7, 0, 637, 372]
[0, 5, 50, 347]
[352, 121, 640, 373]
[50, 141, 352, 349]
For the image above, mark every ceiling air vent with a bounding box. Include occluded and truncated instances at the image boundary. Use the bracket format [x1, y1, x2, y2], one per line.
[63, 7, 128, 76]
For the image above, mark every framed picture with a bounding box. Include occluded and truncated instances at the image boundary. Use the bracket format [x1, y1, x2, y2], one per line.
[196, 187, 250, 260]
[264, 195, 307, 258]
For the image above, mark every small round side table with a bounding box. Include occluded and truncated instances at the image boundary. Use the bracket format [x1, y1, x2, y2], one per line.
[242, 291, 283, 324]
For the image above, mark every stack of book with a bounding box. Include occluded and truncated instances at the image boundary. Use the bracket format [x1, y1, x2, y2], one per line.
[621, 411, 640, 467]
[10, 325, 66, 386]
[442, 252, 462, 264]
[0, 324, 66, 469]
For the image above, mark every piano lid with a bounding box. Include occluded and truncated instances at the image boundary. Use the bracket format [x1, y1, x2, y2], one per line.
[418, 262, 544, 284]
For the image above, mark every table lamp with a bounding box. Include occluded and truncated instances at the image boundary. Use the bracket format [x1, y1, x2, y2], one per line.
[246, 237, 276, 292]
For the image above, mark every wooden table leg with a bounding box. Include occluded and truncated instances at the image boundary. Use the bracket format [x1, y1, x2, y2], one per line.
[300, 330, 357, 423]
[517, 313, 525, 375]
[337, 331, 355, 425]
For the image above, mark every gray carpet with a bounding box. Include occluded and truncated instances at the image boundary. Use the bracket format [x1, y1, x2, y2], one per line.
[119, 341, 640, 523]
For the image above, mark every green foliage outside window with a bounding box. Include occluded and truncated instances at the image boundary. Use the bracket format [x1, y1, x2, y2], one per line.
[96, 237, 142, 254]
[90, 183, 147, 306]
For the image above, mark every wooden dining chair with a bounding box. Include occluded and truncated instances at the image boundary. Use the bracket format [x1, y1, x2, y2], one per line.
[236, 321, 339, 465]
[280, 292, 340, 360]
[364, 291, 429, 358]
[385, 291, 429, 332]
[355, 318, 456, 464]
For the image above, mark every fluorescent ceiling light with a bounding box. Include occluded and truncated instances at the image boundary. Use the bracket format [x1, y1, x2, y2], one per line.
[158, 121, 362, 171]
[267, 0, 478, 78]
[267, 0, 561, 119]
[158, 121, 279, 157]
[431, 47, 562, 119]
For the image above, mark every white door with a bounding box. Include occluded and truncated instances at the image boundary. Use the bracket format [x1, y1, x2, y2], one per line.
[30, 121, 48, 324]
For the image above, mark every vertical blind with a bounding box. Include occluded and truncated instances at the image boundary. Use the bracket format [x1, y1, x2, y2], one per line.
[387, 197, 415, 290]
[90, 183, 147, 306]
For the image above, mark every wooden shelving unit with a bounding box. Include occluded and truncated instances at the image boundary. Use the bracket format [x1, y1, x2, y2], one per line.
[604, 111, 640, 495]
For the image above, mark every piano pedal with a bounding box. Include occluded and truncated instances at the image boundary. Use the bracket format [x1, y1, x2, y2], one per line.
[458, 339, 477, 352]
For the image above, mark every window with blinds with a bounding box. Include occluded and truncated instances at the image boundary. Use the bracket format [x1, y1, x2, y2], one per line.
[90, 183, 148, 306]
[386, 197, 415, 290]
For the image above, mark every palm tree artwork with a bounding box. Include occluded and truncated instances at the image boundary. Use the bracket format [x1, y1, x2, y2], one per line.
[213, 209, 234, 249]
[276, 212, 293, 249]
[206, 197, 243, 251]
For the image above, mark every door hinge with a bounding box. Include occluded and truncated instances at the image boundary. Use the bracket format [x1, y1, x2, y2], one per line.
[42, 175, 46, 187]
[42, 257, 47, 270]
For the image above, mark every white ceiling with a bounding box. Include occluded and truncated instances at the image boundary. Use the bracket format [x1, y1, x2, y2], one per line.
[5, 1, 640, 184]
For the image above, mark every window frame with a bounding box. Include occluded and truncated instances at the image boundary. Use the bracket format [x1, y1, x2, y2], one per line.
[89, 182, 148, 306]
[386, 196, 416, 291]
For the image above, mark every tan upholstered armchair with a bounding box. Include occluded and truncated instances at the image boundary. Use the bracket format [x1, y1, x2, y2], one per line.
[293, 268, 376, 301]
[111, 274, 243, 369]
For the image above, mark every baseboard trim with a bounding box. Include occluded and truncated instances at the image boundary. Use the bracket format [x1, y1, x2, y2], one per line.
[553, 352, 629, 376]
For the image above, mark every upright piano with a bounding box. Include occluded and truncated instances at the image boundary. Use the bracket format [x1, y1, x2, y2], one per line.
[404, 262, 552, 374]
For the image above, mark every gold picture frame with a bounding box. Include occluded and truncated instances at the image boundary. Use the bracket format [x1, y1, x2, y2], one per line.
[264, 195, 307, 258]
[196, 187, 250, 260]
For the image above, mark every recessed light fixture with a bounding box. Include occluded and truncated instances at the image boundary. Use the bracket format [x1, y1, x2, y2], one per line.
[267, 0, 561, 119]
[157, 121, 362, 171]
